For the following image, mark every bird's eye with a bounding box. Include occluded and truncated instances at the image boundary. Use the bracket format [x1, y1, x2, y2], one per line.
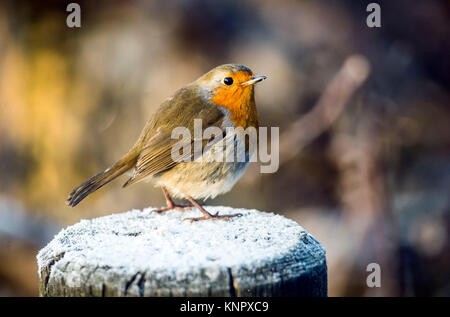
[223, 77, 234, 85]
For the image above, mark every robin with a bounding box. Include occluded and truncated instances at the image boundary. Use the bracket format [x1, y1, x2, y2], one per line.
[67, 64, 266, 221]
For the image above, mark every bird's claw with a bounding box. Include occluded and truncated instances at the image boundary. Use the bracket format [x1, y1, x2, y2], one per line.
[153, 205, 193, 213]
[183, 213, 242, 222]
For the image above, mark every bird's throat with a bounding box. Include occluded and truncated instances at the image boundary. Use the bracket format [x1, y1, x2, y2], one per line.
[211, 86, 259, 129]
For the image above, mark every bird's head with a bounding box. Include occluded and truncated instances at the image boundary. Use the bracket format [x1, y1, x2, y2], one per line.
[194, 64, 266, 128]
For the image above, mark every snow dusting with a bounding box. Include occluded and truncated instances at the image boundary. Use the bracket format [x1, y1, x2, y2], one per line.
[37, 206, 325, 293]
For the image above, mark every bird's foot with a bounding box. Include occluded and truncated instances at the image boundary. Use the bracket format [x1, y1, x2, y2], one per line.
[153, 203, 193, 213]
[154, 187, 193, 213]
[184, 211, 242, 222]
[181, 195, 242, 221]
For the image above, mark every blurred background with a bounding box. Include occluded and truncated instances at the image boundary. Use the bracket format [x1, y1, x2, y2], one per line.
[0, 0, 449, 296]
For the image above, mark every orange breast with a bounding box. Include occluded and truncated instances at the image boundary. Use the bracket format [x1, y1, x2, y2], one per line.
[210, 71, 259, 129]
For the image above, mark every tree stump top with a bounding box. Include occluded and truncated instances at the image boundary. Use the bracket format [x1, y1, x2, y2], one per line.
[37, 206, 327, 296]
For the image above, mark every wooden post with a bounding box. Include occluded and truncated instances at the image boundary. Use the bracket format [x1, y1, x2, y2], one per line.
[37, 206, 327, 296]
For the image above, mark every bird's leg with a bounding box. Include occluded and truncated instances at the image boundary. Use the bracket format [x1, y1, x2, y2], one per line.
[183, 195, 242, 222]
[153, 187, 193, 213]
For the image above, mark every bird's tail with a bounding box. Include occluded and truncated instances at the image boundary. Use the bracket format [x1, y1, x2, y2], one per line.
[66, 152, 137, 207]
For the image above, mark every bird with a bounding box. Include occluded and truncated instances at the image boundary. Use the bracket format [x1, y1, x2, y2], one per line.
[66, 64, 266, 221]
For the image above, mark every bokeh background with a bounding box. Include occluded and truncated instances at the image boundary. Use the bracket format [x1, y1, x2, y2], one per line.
[0, 0, 449, 296]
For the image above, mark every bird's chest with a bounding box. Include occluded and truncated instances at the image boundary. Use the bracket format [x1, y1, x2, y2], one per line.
[211, 87, 258, 130]
[199, 129, 253, 164]
[158, 134, 253, 200]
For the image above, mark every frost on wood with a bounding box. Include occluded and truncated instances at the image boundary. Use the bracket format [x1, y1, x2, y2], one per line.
[37, 206, 327, 297]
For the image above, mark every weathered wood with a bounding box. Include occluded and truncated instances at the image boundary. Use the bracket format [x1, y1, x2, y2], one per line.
[37, 206, 327, 296]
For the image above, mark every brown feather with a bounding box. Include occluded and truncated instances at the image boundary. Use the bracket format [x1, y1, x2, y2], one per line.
[66, 150, 138, 207]
[122, 86, 227, 187]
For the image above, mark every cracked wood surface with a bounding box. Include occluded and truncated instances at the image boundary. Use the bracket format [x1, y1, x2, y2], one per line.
[37, 206, 327, 296]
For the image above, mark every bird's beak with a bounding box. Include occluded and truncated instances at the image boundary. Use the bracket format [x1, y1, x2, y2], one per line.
[241, 75, 267, 86]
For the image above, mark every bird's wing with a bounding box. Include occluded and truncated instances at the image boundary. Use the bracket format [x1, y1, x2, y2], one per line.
[123, 87, 227, 187]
